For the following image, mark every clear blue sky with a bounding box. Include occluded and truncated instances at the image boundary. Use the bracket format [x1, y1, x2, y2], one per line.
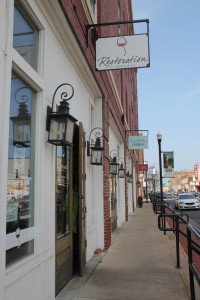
[132, 0, 200, 173]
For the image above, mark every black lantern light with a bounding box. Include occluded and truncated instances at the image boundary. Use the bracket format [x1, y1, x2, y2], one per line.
[127, 171, 133, 183]
[87, 127, 104, 165]
[118, 159, 125, 178]
[47, 83, 77, 146]
[110, 150, 119, 175]
[10, 87, 31, 147]
[137, 179, 141, 187]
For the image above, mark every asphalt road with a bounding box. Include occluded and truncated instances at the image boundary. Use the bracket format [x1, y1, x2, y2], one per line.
[165, 196, 200, 231]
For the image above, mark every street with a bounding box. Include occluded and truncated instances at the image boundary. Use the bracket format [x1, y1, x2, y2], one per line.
[165, 196, 200, 231]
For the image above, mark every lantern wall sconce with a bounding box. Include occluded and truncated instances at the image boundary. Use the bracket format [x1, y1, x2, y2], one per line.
[137, 179, 141, 188]
[87, 127, 104, 165]
[110, 150, 119, 175]
[118, 159, 125, 178]
[127, 171, 133, 183]
[10, 87, 31, 148]
[46, 83, 77, 146]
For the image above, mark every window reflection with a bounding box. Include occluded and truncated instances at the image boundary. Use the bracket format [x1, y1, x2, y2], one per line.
[13, 2, 39, 70]
[6, 72, 35, 267]
[56, 146, 70, 238]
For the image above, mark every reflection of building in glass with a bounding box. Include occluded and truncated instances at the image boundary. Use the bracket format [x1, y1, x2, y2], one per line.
[7, 156, 32, 223]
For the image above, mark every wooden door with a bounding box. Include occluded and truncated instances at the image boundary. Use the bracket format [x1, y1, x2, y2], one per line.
[55, 146, 73, 295]
[78, 122, 86, 276]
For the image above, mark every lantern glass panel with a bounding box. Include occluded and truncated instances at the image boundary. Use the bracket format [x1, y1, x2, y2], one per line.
[13, 119, 30, 145]
[110, 163, 118, 175]
[65, 118, 74, 145]
[91, 148, 103, 165]
[118, 168, 125, 178]
[49, 118, 66, 141]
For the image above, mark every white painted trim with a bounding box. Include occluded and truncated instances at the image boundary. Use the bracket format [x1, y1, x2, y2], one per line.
[12, 49, 44, 91]
[36, 0, 102, 99]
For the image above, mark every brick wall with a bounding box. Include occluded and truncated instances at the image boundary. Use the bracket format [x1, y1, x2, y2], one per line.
[59, 0, 139, 250]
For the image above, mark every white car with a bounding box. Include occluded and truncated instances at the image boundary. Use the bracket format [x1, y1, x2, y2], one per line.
[175, 193, 200, 210]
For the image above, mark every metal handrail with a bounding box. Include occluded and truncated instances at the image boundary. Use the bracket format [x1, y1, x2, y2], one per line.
[187, 224, 200, 300]
[154, 201, 200, 300]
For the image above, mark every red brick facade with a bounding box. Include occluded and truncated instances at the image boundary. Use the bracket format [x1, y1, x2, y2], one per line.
[59, 0, 139, 250]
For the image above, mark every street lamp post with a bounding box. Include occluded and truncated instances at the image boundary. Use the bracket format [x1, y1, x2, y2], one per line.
[157, 132, 163, 202]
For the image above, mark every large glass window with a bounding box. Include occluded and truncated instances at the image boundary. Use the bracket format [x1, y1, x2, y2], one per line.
[13, 2, 39, 70]
[56, 146, 70, 238]
[6, 72, 35, 267]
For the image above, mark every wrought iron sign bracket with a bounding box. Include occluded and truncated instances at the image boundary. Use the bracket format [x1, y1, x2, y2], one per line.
[125, 129, 149, 136]
[86, 19, 149, 47]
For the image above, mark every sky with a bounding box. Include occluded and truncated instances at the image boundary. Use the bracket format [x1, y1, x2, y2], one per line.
[131, 0, 200, 174]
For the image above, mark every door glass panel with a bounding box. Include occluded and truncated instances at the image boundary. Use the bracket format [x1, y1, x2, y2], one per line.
[13, 2, 39, 70]
[56, 146, 70, 238]
[6, 72, 35, 267]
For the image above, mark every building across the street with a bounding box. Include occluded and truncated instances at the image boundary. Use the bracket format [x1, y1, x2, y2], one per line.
[168, 170, 198, 193]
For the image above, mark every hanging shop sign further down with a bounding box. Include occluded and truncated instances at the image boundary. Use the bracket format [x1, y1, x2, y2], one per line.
[128, 136, 148, 149]
[138, 164, 148, 172]
[96, 34, 150, 71]
[163, 151, 174, 178]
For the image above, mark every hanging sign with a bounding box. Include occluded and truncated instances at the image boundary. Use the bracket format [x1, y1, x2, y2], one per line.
[96, 34, 150, 71]
[163, 152, 174, 168]
[163, 151, 174, 178]
[128, 136, 148, 149]
[194, 163, 198, 179]
[138, 164, 148, 171]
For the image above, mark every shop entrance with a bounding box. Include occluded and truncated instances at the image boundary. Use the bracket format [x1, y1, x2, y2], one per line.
[55, 123, 86, 296]
[72, 123, 86, 276]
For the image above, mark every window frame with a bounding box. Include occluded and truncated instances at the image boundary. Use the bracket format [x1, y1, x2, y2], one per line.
[5, 0, 44, 269]
[6, 71, 36, 267]
[13, 1, 39, 71]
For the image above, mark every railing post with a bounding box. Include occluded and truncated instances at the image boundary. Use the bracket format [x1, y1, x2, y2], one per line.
[187, 227, 195, 300]
[175, 215, 181, 269]
[161, 204, 166, 235]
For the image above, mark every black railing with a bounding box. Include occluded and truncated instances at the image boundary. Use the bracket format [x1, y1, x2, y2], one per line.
[152, 200, 200, 300]
[187, 224, 200, 300]
[158, 212, 189, 269]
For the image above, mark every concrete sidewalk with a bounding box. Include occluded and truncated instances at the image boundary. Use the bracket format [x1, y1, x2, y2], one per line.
[57, 203, 195, 300]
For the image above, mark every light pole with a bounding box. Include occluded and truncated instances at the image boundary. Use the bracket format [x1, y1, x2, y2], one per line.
[157, 132, 163, 202]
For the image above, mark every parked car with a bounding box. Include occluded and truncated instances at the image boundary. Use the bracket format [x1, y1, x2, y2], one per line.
[175, 193, 200, 210]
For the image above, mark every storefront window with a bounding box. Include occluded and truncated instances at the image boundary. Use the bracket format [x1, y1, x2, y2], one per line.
[56, 146, 70, 238]
[6, 72, 35, 267]
[13, 2, 39, 70]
